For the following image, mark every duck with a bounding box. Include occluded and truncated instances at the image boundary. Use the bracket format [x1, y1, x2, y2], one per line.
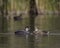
[15, 26, 29, 36]
[33, 27, 49, 36]
[15, 26, 49, 36]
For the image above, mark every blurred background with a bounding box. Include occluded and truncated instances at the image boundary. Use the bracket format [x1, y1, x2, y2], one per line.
[0, 0, 60, 48]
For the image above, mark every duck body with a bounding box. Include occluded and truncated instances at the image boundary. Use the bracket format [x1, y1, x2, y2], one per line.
[15, 26, 29, 36]
[41, 30, 49, 36]
[34, 29, 49, 36]
[15, 30, 29, 36]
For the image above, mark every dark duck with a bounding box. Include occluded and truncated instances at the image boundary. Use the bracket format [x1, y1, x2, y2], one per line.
[15, 26, 29, 36]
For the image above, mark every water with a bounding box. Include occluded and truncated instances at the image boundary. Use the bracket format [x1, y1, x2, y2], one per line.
[0, 33, 60, 48]
[0, 14, 60, 48]
[0, 13, 60, 48]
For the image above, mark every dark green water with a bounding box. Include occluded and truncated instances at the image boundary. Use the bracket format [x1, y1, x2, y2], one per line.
[0, 15, 60, 48]
[0, 34, 60, 48]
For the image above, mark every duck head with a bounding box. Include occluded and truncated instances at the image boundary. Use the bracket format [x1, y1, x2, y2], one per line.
[25, 26, 29, 31]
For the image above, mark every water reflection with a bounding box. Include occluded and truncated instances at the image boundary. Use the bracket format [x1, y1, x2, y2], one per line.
[1, 15, 60, 48]
[0, 35, 10, 48]
[0, 34, 60, 48]
[49, 35, 60, 48]
[28, 35, 35, 48]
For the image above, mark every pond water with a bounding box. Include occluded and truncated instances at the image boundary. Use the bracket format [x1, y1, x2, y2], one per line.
[0, 14, 60, 48]
[0, 33, 60, 48]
